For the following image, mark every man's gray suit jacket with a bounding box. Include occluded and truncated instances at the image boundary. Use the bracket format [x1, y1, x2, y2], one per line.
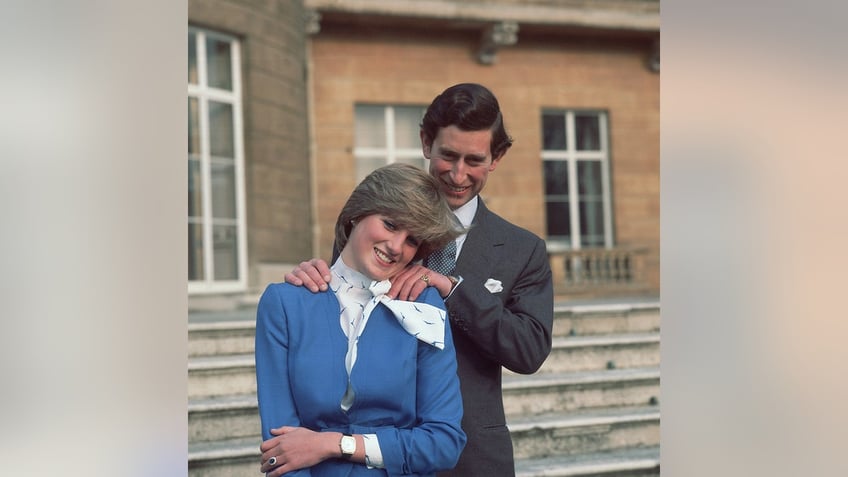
[439, 198, 554, 477]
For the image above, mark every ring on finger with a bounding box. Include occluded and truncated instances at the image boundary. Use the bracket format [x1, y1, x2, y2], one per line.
[268, 456, 278, 466]
[419, 274, 430, 284]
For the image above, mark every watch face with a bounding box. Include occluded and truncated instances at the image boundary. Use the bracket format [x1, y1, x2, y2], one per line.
[341, 435, 356, 454]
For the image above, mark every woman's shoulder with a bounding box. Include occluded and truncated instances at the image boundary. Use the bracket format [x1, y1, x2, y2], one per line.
[260, 282, 336, 305]
[261, 281, 300, 296]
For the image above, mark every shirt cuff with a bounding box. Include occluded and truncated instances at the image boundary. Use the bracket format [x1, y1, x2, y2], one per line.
[362, 434, 384, 469]
[444, 275, 463, 300]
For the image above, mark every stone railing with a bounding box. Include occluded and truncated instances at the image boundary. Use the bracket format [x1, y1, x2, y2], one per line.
[547, 246, 650, 297]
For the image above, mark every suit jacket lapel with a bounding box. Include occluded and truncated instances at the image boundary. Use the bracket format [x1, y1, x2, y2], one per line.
[455, 198, 504, 278]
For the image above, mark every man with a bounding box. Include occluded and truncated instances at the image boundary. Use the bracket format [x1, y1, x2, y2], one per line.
[284, 83, 554, 476]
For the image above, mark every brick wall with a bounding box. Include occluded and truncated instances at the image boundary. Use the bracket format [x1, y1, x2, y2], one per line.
[309, 25, 659, 293]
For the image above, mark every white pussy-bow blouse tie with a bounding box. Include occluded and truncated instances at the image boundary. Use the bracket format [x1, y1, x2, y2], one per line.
[367, 280, 446, 349]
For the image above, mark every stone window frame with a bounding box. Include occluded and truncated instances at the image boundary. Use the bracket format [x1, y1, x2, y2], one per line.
[541, 109, 614, 252]
[188, 26, 247, 294]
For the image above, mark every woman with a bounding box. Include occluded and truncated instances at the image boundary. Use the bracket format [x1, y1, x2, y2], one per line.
[255, 163, 467, 476]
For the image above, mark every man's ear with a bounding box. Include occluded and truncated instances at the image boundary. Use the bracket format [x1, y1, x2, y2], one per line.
[489, 152, 504, 171]
[420, 131, 432, 158]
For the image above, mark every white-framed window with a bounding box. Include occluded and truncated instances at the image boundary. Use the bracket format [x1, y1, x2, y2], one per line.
[541, 110, 613, 250]
[188, 27, 247, 293]
[353, 104, 427, 181]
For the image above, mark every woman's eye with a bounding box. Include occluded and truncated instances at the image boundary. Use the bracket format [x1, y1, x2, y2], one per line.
[406, 236, 420, 247]
[382, 219, 396, 230]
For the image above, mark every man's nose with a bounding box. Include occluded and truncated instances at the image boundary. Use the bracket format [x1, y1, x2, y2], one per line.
[450, 160, 467, 183]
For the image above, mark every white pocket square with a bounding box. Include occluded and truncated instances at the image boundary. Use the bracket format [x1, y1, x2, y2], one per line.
[484, 278, 503, 294]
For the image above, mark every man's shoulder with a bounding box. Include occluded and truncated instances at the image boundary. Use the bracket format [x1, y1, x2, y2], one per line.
[476, 203, 545, 244]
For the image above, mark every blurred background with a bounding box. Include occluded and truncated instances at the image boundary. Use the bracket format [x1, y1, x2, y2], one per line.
[7, 0, 845, 476]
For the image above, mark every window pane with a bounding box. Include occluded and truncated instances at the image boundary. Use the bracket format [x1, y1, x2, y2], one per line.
[575, 114, 600, 151]
[397, 156, 427, 171]
[578, 161, 605, 246]
[579, 198, 605, 247]
[213, 225, 239, 280]
[577, 161, 602, 196]
[542, 113, 566, 150]
[211, 161, 236, 219]
[543, 161, 569, 195]
[545, 202, 570, 239]
[354, 105, 386, 148]
[206, 37, 232, 90]
[188, 32, 198, 85]
[188, 98, 200, 154]
[188, 223, 204, 280]
[356, 156, 385, 182]
[394, 106, 424, 149]
[208, 101, 234, 158]
[189, 160, 203, 217]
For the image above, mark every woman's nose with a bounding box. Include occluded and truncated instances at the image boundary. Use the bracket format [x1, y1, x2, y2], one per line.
[386, 231, 407, 252]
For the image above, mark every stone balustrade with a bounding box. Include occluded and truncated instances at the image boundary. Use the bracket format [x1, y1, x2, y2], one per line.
[548, 246, 650, 297]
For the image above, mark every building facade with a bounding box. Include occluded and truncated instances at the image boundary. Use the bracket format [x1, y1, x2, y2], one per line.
[188, 0, 660, 308]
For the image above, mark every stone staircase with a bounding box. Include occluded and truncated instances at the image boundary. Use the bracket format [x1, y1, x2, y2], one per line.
[188, 298, 660, 476]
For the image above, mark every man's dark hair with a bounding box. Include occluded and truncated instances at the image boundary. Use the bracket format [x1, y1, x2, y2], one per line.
[420, 83, 513, 159]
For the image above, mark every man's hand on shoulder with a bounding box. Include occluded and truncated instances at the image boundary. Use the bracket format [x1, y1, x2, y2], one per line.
[389, 264, 453, 301]
[285, 258, 331, 293]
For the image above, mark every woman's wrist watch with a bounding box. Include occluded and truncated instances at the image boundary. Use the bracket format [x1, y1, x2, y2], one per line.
[339, 434, 356, 459]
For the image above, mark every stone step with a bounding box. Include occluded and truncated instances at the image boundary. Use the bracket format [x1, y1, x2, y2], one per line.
[188, 334, 659, 400]
[186, 301, 660, 359]
[188, 330, 660, 398]
[508, 406, 660, 460]
[502, 367, 660, 418]
[553, 302, 659, 337]
[189, 394, 259, 443]
[529, 332, 660, 374]
[188, 367, 659, 443]
[189, 436, 258, 477]
[189, 320, 255, 358]
[188, 354, 255, 399]
[514, 446, 660, 477]
[188, 446, 660, 477]
[188, 407, 659, 476]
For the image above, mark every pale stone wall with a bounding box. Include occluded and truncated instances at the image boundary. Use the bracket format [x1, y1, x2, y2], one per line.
[189, 0, 312, 292]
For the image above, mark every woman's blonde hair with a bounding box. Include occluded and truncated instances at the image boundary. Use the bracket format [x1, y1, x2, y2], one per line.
[335, 163, 465, 262]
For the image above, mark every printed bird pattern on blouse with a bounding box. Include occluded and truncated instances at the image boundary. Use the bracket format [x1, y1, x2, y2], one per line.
[331, 260, 448, 411]
[331, 262, 447, 359]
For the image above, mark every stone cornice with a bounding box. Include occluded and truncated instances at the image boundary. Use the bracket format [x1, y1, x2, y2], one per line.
[304, 0, 659, 32]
